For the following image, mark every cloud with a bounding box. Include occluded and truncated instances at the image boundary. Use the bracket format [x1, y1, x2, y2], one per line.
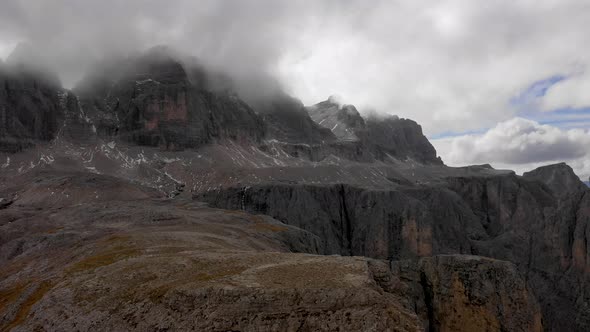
[276, 0, 590, 134]
[433, 117, 590, 179]
[541, 72, 590, 111]
[0, 0, 337, 88]
[1, 0, 590, 137]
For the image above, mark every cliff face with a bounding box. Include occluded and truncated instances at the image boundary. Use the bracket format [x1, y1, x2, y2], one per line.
[74, 48, 266, 150]
[197, 164, 590, 331]
[390, 255, 543, 332]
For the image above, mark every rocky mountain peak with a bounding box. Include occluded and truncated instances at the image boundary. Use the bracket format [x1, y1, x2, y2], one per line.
[255, 93, 336, 144]
[523, 162, 587, 197]
[307, 97, 365, 142]
[307, 98, 442, 164]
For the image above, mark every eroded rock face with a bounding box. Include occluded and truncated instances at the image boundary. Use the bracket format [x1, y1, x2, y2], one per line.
[307, 98, 442, 164]
[197, 183, 479, 258]
[523, 162, 587, 197]
[390, 255, 543, 332]
[307, 97, 366, 142]
[257, 93, 336, 145]
[364, 115, 441, 164]
[75, 48, 266, 150]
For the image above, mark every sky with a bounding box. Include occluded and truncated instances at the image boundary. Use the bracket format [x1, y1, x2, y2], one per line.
[1, 0, 590, 179]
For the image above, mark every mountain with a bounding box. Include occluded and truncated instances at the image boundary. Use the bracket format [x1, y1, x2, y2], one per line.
[1, 47, 588, 331]
[307, 97, 442, 164]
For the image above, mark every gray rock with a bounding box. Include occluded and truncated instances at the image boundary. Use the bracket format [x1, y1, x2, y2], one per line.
[0, 59, 64, 152]
[390, 255, 543, 332]
[307, 97, 443, 164]
[198, 165, 590, 331]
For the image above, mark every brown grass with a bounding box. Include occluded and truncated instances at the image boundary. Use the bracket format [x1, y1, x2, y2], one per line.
[67, 234, 140, 274]
[43, 227, 64, 234]
[0, 282, 28, 314]
[1, 280, 54, 331]
[67, 248, 140, 274]
[250, 223, 288, 233]
[147, 261, 247, 303]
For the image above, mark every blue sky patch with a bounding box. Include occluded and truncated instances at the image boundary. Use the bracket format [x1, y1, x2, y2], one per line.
[429, 127, 489, 140]
[510, 75, 567, 106]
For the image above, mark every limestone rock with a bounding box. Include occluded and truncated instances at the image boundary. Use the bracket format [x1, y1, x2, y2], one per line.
[391, 255, 543, 332]
[307, 97, 442, 164]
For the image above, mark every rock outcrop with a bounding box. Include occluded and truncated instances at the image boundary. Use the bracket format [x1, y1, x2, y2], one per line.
[390, 255, 543, 332]
[75, 47, 266, 150]
[257, 93, 336, 145]
[523, 162, 587, 197]
[307, 96, 366, 142]
[307, 97, 443, 164]
[198, 164, 590, 331]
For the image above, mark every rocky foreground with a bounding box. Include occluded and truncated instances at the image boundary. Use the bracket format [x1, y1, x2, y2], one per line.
[0, 46, 588, 331]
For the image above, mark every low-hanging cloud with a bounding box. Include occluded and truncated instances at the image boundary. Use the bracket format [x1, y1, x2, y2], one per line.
[0, 1, 348, 89]
[1, 0, 590, 137]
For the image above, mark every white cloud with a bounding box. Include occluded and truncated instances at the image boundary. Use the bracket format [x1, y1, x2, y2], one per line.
[276, 0, 590, 135]
[541, 72, 590, 111]
[433, 117, 590, 179]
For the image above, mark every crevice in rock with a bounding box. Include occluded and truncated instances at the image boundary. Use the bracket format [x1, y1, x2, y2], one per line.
[419, 270, 436, 332]
[0, 197, 14, 210]
[338, 184, 353, 256]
